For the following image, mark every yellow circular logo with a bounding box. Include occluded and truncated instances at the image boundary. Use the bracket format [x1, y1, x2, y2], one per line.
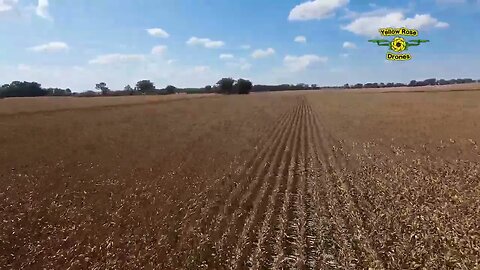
[390, 37, 406, 52]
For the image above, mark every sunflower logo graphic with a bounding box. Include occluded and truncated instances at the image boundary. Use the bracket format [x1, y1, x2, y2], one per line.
[390, 37, 406, 52]
[368, 28, 430, 61]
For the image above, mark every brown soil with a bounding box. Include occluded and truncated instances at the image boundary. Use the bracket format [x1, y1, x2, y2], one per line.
[1, 91, 479, 269]
[0, 94, 213, 115]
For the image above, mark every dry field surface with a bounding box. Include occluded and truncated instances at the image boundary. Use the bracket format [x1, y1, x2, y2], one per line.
[1, 90, 479, 269]
[345, 82, 480, 93]
[0, 94, 213, 115]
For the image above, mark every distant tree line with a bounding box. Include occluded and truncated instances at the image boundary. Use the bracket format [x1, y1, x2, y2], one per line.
[251, 83, 318, 92]
[75, 80, 177, 97]
[343, 78, 478, 89]
[215, 78, 253, 94]
[1, 77, 478, 98]
[0, 81, 72, 98]
[166, 78, 254, 95]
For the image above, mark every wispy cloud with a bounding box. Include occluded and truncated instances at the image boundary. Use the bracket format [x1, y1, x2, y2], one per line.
[151, 45, 167, 55]
[193, 65, 210, 73]
[146, 28, 170, 38]
[284, 54, 327, 71]
[187, 37, 225, 48]
[89, 54, 145, 65]
[294, 36, 307, 43]
[28, 42, 69, 52]
[219, 54, 234, 60]
[226, 58, 252, 71]
[343, 41, 357, 49]
[289, 0, 349, 21]
[36, 0, 51, 20]
[252, 48, 275, 59]
[342, 12, 449, 37]
[0, 0, 18, 12]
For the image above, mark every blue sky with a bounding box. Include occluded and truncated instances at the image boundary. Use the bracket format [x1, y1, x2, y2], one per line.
[0, 0, 479, 90]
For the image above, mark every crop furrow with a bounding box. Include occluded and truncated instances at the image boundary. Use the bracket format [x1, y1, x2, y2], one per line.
[176, 110, 292, 258]
[265, 101, 303, 269]
[305, 100, 354, 269]
[309, 102, 384, 269]
[229, 98, 304, 269]
[184, 107, 296, 268]
[282, 98, 308, 269]
[305, 101, 341, 269]
[296, 98, 309, 270]
[303, 104, 321, 270]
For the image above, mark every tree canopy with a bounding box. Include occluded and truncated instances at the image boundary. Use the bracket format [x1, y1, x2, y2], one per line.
[95, 82, 110, 95]
[136, 80, 155, 93]
[165, 85, 177, 95]
[0, 81, 46, 98]
[216, 78, 235, 94]
[235, 79, 253, 94]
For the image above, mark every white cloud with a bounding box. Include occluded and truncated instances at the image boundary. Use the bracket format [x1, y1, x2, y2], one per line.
[89, 54, 146, 65]
[342, 12, 449, 37]
[36, 0, 51, 20]
[284, 54, 327, 72]
[340, 53, 349, 58]
[17, 64, 31, 71]
[219, 54, 234, 60]
[436, 21, 449, 28]
[251, 48, 275, 59]
[187, 37, 225, 48]
[288, 0, 349, 21]
[240, 63, 252, 71]
[193, 66, 209, 73]
[28, 42, 69, 53]
[341, 7, 407, 20]
[294, 36, 307, 43]
[146, 28, 170, 38]
[0, 0, 18, 12]
[167, 59, 176, 65]
[240, 45, 251, 50]
[151, 45, 167, 55]
[226, 58, 252, 71]
[343, 41, 357, 49]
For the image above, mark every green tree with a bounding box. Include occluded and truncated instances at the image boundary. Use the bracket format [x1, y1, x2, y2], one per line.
[235, 78, 253, 94]
[204, 85, 212, 93]
[0, 81, 46, 98]
[124, 85, 134, 95]
[45, 88, 72, 96]
[165, 85, 177, 95]
[216, 78, 235, 94]
[95, 82, 110, 95]
[136, 80, 155, 93]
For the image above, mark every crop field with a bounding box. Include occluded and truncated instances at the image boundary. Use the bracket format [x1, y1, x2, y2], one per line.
[1, 90, 479, 269]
